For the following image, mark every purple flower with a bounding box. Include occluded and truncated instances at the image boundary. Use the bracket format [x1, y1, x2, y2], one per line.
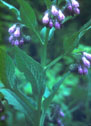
[73, 8, 80, 14]
[8, 24, 16, 34]
[82, 57, 90, 68]
[67, 4, 73, 12]
[59, 110, 65, 117]
[83, 67, 88, 75]
[14, 40, 19, 46]
[9, 35, 13, 42]
[49, 20, 53, 28]
[83, 52, 91, 61]
[42, 13, 49, 24]
[58, 10, 65, 21]
[78, 65, 83, 74]
[14, 27, 20, 37]
[57, 119, 61, 126]
[20, 38, 24, 44]
[71, 0, 79, 8]
[55, 21, 60, 29]
[1, 115, 6, 121]
[51, 5, 59, 16]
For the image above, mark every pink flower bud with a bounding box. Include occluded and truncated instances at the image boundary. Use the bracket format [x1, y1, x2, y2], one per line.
[14, 27, 20, 37]
[9, 35, 13, 42]
[49, 20, 53, 28]
[42, 13, 49, 24]
[73, 8, 80, 14]
[82, 57, 90, 68]
[67, 4, 73, 12]
[8, 24, 16, 34]
[83, 52, 91, 61]
[20, 38, 24, 44]
[51, 5, 59, 16]
[55, 21, 60, 29]
[78, 65, 83, 74]
[71, 0, 79, 8]
[83, 67, 88, 75]
[14, 40, 19, 46]
[58, 10, 65, 21]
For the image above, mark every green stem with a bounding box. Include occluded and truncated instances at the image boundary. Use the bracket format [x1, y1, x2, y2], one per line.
[41, 28, 50, 67]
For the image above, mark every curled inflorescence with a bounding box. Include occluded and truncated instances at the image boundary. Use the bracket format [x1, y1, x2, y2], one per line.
[8, 24, 24, 46]
[42, 5, 65, 29]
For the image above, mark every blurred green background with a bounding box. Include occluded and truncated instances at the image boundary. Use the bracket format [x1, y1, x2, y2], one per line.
[0, 0, 91, 126]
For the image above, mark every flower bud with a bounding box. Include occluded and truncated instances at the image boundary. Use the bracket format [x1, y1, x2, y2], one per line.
[8, 24, 16, 34]
[82, 57, 90, 68]
[9, 35, 13, 42]
[51, 5, 59, 16]
[55, 21, 60, 29]
[83, 52, 91, 61]
[1, 115, 6, 121]
[73, 8, 80, 14]
[20, 38, 24, 44]
[78, 65, 83, 74]
[57, 119, 61, 126]
[67, 4, 73, 12]
[14, 27, 20, 37]
[59, 110, 64, 117]
[14, 40, 19, 46]
[49, 20, 53, 28]
[58, 10, 65, 21]
[71, 0, 79, 8]
[83, 67, 88, 75]
[42, 13, 49, 24]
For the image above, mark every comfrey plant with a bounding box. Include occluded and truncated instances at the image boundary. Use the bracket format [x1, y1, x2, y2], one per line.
[0, 0, 91, 126]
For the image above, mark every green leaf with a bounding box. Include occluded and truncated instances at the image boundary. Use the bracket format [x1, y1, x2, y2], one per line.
[63, 20, 91, 54]
[43, 72, 70, 110]
[0, 89, 35, 125]
[17, 0, 43, 44]
[44, 0, 52, 9]
[40, 27, 55, 42]
[13, 47, 46, 99]
[0, 0, 20, 20]
[0, 49, 15, 89]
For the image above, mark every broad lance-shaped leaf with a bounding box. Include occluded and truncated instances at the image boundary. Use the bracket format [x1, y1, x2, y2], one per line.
[0, 48, 15, 88]
[17, 0, 43, 44]
[64, 19, 91, 54]
[43, 71, 70, 111]
[0, 89, 35, 125]
[13, 47, 46, 99]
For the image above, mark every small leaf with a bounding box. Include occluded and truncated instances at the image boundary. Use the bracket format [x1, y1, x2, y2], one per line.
[40, 27, 55, 42]
[13, 47, 46, 99]
[0, 48, 15, 88]
[0, 0, 20, 20]
[43, 72, 70, 110]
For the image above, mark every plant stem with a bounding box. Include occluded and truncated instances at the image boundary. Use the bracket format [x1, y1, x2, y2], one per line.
[41, 28, 50, 67]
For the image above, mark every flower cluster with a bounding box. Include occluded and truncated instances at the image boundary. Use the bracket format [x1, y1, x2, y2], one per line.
[8, 24, 24, 46]
[42, 5, 65, 29]
[78, 52, 91, 75]
[67, 0, 80, 15]
[44, 104, 64, 126]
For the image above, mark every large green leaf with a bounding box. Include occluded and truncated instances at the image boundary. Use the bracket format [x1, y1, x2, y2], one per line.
[44, 0, 52, 9]
[0, 88, 35, 125]
[13, 47, 46, 99]
[0, 48, 15, 89]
